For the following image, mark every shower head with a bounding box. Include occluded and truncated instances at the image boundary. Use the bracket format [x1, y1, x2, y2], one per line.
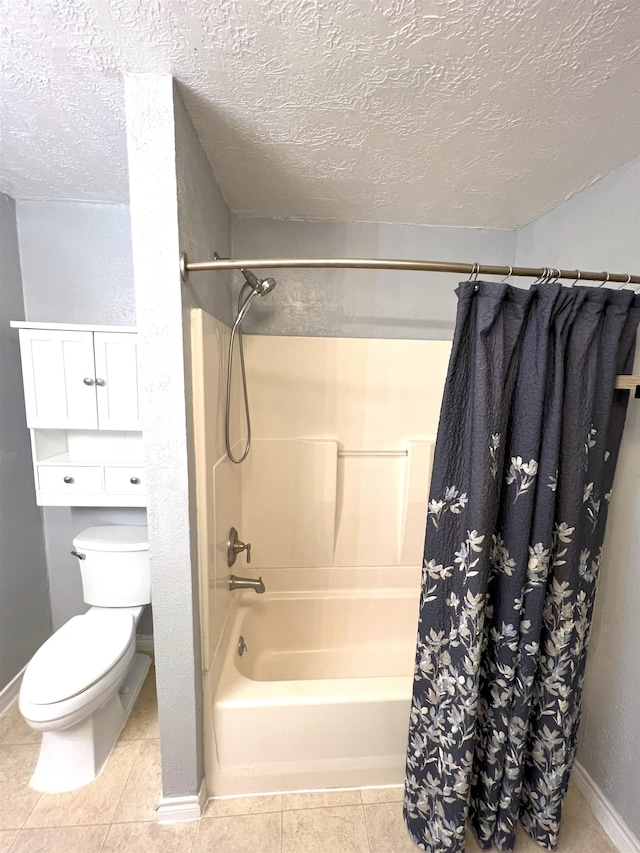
[234, 268, 278, 330]
[258, 276, 277, 295]
[240, 267, 277, 296]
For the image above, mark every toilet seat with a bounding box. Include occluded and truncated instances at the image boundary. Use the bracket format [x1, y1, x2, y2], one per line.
[20, 645, 136, 732]
[21, 610, 136, 706]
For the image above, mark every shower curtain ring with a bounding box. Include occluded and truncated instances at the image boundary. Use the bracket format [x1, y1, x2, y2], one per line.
[533, 267, 548, 285]
[500, 266, 512, 283]
[616, 273, 632, 290]
[467, 263, 480, 289]
[571, 270, 581, 287]
[597, 272, 610, 288]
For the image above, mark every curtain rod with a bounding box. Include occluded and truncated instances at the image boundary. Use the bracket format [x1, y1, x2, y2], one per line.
[180, 251, 640, 395]
[180, 253, 640, 286]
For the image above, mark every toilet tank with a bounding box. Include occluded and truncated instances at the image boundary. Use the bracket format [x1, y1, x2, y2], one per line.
[73, 526, 150, 607]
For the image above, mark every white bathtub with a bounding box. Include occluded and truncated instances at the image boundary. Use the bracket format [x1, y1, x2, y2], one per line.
[210, 567, 421, 796]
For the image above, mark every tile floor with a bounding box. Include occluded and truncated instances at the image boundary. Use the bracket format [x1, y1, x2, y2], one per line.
[0, 664, 619, 852]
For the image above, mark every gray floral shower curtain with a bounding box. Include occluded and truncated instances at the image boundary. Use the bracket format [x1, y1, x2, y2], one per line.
[404, 281, 640, 853]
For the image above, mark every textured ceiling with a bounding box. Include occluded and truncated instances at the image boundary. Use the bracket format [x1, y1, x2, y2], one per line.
[1, 0, 639, 228]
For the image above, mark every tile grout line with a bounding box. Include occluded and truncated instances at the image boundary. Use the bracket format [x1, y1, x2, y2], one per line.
[6, 828, 20, 853]
[97, 822, 110, 853]
[187, 813, 199, 853]
[109, 737, 145, 823]
[20, 786, 43, 834]
[361, 797, 374, 853]
[203, 794, 404, 818]
[1, 717, 43, 833]
[91, 816, 158, 826]
[281, 807, 284, 853]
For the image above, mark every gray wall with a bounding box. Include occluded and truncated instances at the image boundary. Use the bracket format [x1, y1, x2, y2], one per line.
[232, 217, 517, 339]
[516, 156, 640, 837]
[17, 201, 135, 325]
[124, 73, 233, 803]
[15, 201, 151, 633]
[0, 193, 51, 691]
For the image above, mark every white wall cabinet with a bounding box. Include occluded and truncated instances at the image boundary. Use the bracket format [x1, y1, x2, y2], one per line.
[10, 322, 145, 508]
[93, 333, 141, 430]
[19, 329, 98, 429]
[18, 328, 140, 431]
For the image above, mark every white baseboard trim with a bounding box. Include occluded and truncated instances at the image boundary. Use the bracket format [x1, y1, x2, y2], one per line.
[573, 762, 640, 853]
[0, 665, 26, 716]
[156, 778, 208, 823]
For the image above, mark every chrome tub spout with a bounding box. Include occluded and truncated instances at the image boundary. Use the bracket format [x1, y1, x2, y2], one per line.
[229, 574, 266, 594]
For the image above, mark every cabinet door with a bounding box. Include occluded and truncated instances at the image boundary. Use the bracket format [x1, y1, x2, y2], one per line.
[93, 333, 141, 430]
[19, 329, 98, 429]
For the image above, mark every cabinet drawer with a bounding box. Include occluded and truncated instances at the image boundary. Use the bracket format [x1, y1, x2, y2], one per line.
[104, 466, 146, 493]
[38, 466, 103, 493]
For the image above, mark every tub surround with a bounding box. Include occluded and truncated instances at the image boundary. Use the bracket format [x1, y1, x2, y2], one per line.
[190, 310, 242, 678]
[191, 313, 450, 671]
[212, 566, 420, 797]
[238, 438, 434, 570]
[238, 334, 448, 571]
[190, 309, 449, 800]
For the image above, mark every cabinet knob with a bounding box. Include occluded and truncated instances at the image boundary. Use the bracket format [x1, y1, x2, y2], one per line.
[130, 477, 140, 485]
[63, 476, 74, 484]
[83, 377, 95, 386]
[95, 378, 106, 387]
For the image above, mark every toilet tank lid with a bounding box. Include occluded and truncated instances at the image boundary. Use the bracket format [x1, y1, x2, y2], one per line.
[73, 525, 148, 552]
[21, 611, 135, 705]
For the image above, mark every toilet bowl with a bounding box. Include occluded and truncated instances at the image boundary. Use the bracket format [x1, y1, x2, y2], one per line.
[19, 525, 151, 793]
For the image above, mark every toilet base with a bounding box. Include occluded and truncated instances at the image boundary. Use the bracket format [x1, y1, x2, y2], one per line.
[29, 653, 151, 793]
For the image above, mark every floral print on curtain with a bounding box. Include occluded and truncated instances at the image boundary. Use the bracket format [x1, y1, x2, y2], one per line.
[404, 282, 640, 853]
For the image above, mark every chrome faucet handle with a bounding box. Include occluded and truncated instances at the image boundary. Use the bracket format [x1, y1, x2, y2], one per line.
[233, 539, 251, 563]
[228, 527, 252, 567]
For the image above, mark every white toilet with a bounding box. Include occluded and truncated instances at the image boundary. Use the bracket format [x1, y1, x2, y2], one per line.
[19, 525, 152, 793]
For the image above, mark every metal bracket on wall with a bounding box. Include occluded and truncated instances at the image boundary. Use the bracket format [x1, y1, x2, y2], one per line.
[179, 252, 189, 283]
